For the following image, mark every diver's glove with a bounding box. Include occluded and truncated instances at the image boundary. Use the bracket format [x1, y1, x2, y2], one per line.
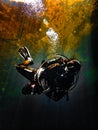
[18, 46, 34, 65]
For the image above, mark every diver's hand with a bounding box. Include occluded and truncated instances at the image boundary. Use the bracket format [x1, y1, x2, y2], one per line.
[18, 46, 34, 65]
[18, 46, 32, 60]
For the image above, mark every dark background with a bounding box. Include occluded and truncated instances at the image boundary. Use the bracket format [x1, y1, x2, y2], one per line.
[0, 1, 98, 130]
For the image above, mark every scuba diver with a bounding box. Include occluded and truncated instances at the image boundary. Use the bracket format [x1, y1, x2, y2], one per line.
[16, 46, 81, 101]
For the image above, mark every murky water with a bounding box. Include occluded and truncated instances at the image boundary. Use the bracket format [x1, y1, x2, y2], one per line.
[0, 1, 97, 130]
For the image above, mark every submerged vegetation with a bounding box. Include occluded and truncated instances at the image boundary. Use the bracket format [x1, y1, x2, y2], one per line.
[0, 0, 93, 60]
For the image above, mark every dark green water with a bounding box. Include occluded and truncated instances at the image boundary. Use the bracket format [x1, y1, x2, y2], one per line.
[0, 34, 97, 130]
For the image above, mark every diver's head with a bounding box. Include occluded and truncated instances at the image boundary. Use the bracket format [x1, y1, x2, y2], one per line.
[67, 59, 81, 73]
